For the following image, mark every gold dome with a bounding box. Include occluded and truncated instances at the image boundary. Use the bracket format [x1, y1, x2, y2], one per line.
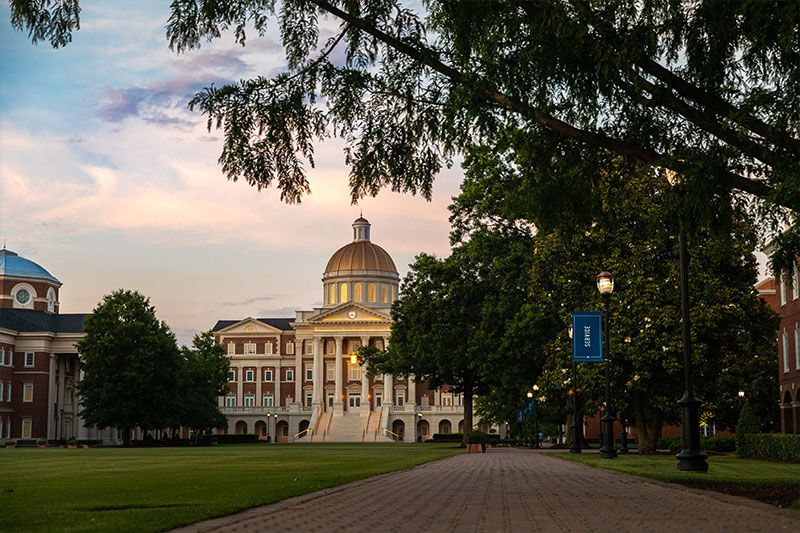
[325, 241, 397, 274]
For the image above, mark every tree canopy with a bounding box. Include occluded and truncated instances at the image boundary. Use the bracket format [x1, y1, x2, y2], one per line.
[9, 1, 798, 263]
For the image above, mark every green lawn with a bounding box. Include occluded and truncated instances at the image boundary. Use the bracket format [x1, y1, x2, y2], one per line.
[553, 452, 800, 507]
[0, 444, 461, 532]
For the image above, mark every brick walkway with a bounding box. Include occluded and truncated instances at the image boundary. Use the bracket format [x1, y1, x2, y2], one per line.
[175, 449, 799, 532]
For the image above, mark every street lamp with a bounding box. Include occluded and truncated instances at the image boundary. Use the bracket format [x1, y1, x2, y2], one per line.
[597, 271, 617, 459]
[266, 412, 271, 441]
[532, 385, 541, 448]
[568, 323, 582, 453]
[666, 170, 709, 472]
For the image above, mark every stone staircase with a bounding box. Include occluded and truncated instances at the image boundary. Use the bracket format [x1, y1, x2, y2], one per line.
[309, 409, 333, 442]
[324, 413, 368, 442]
[365, 408, 386, 442]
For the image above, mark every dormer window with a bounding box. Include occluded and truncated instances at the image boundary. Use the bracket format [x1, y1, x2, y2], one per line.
[47, 288, 56, 312]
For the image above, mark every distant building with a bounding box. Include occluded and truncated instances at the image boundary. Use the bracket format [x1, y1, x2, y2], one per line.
[759, 258, 800, 433]
[213, 217, 466, 442]
[0, 248, 91, 441]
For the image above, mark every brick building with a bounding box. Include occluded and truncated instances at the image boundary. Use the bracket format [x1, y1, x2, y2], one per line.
[213, 217, 466, 442]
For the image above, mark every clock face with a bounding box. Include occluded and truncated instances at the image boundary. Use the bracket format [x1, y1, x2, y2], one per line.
[15, 288, 31, 305]
[347, 311, 357, 319]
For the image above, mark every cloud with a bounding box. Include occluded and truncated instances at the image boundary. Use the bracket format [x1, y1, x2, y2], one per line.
[223, 295, 284, 306]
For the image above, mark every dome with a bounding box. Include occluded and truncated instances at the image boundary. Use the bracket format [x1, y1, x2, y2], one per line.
[0, 248, 61, 284]
[325, 241, 397, 274]
[324, 217, 398, 275]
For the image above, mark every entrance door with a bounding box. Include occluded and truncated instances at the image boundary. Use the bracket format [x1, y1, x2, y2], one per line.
[327, 393, 334, 409]
[375, 393, 382, 409]
[348, 395, 361, 408]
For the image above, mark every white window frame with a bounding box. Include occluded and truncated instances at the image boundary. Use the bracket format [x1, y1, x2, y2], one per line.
[21, 418, 32, 439]
[23, 383, 33, 402]
[326, 363, 335, 381]
[286, 342, 295, 355]
[793, 265, 799, 300]
[0, 382, 3, 401]
[264, 369, 273, 382]
[780, 272, 787, 305]
[244, 394, 255, 407]
[6, 383, 11, 402]
[5, 350, 11, 366]
[0, 348, 4, 366]
[227, 342, 236, 355]
[225, 395, 236, 408]
[306, 393, 313, 406]
[244, 342, 256, 355]
[245, 369, 255, 382]
[285, 369, 295, 382]
[265, 342, 274, 355]
[227, 370, 236, 382]
[348, 363, 362, 381]
[24, 352, 34, 368]
[396, 393, 405, 406]
[262, 394, 274, 407]
[795, 326, 800, 372]
[305, 365, 313, 381]
[304, 342, 313, 355]
[783, 331, 790, 373]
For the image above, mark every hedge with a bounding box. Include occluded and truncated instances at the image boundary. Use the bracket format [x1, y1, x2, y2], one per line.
[430, 433, 463, 443]
[736, 433, 800, 462]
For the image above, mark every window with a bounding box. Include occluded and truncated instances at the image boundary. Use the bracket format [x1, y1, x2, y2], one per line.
[23, 383, 33, 402]
[286, 342, 295, 355]
[795, 327, 800, 371]
[225, 395, 236, 408]
[368, 283, 376, 302]
[244, 394, 255, 407]
[783, 332, 790, 373]
[24, 352, 34, 367]
[6, 383, 11, 402]
[306, 393, 313, 406]
[391, 285, 396, 303]
[265, 342, 274, 355]
[262, 394, 274, 407]
[780, 272, 787, 305]
[227, 370, 236, 382]
[5, 350, 11, 366]
[0, 348, 4, 366]
[0, 382, 3, 401]
[354, 282, 362, 302]
[375, 394, 382, 408]
[381, 284, 388, 303]
[227, 343, 235, 355]
[304, 341, 313, 355]
[47, 288, 56, 312]
[396, 393, 405, 406]
[21, 418, 32, 439]
[244, 342, 256, 355]
[326, 363, 335, 381]
[794, 265, 799, 300]
[329, 284, 336, 304]
[245, 369, 255, 382]
[286, 369, 295, 382]
[305, 365, 313, 381]
[326, 339, 334, 354]
[340, 282, 348, 302]
[348, 363, 361, 381]
[264, 369, 273, 382]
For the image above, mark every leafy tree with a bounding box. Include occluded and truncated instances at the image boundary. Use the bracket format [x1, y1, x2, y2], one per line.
[76, 290, 182, 445]
[9, 1, 798, 265]
[178, 331, 229, 440]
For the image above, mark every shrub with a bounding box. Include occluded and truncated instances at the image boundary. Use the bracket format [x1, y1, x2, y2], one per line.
[430, 433, 463, 443]
[736, 402, 762, 456]
[736, 434, 800, 463]
[701, 435, 736, 452]
[198, 434, 258, 445]
[36, 439, 48, 446]
[657, 436, 682, 453]
[463, 430, 487, 445]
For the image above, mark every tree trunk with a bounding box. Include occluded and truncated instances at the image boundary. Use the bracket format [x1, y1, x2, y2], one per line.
[632, 390, 662, 454]
[122, 427, 131, 447]
[463, 382, 474, 432]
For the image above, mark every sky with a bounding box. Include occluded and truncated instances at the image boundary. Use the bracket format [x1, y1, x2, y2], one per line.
[0, 1, 460, 345]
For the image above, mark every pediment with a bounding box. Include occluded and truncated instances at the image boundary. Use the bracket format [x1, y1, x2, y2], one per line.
[217, 317, 285, 335]
[308, 303, 390, 324]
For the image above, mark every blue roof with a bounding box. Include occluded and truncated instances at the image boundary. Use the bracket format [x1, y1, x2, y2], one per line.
[0, 248, 61, 284]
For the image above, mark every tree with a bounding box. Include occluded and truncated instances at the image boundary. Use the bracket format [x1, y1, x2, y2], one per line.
[178, 331, 230, 440]
[9, 1, 797, 263]
[76, 290, 182, 445]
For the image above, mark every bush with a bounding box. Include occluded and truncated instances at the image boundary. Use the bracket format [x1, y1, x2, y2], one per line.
[701, 435, 736, 452]
[430, 433, 463, 443]
[736, 402, 762, 456]
[197, 434, 259, 445]
[736, 434, 800, 462]
[657, 436, 682, 452]
[36, 439, 48, 446]
[463, 430, 487, 445]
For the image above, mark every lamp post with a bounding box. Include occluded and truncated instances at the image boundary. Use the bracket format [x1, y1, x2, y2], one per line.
[526, 390, 534, 448]
[266, 412, 271, 442]
[666, 170, 709, 472]
[597, 271, 617, 459]
[568, 323, 582, 453]
[532, 385, 541, 448]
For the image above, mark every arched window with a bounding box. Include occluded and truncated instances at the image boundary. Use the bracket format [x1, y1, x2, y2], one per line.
[354, 282, 362, 302]
[340, 282, 348, 302]
[329, 284, 336, 304]
[368, 283, 376, 302]
[391, 285, 396, 302]
[381, 284, 388, 303]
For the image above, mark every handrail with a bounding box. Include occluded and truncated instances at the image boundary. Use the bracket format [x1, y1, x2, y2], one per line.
[293, 427, 310, 439]
[382, 427, 400, 441]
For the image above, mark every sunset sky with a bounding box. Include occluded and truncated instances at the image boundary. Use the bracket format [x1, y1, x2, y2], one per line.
[0, 1, 459, 344]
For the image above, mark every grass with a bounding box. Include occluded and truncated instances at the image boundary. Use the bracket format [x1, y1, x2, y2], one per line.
[0, 443, 461, 532]
[553, 452, 800, 508]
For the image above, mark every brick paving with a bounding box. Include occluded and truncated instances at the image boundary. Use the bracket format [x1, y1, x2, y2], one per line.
[175, 448, 799, 532]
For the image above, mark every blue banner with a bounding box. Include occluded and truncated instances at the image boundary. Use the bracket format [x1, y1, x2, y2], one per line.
[572, 311, 603, 362]
[515, 408, 523, 423]
[524, 397, 536, 417]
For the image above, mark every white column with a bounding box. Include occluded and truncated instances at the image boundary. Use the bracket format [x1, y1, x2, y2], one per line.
[294, 340, 303, 405]
[408, 374, 417, 408]
[360, 336, 370, 414]
[236, 365, 243, 406]
[383, 336, 393, 406]
[47, 354, 56, 438]
[434, 387, 441, 407]
[57, 359, 66, 439]
[313, 337, 323, 405]
[334, 336, 344, 413]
